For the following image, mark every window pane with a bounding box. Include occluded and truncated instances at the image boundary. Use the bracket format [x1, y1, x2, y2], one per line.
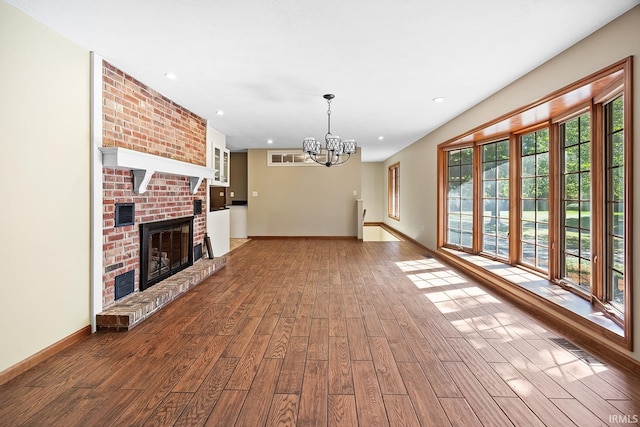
[461, 182, 474, 198]
[537, 177, 549, 199]
[484, 163, 496, 180]
[484, 181, 496, 198]
[612, 202, 624, 235]
[448, 151, 460, 165]
[483, 199, 496, 216]
[522, 178, 536, 198]
[580, 172, 590, 199]
[461, 214, 473, 232]
[448, 182, 460, 197]
[564, 119, 579, 146]
[497, 181, 509, 199]
[461, 232, 473, 247]
[483, 235, 496, 253]
[564, 227, 579, 255]
[522, 156, 535, 176]
[497, 140, 509, 159]
[448, 229, 460, 245]
[483, 144, 496, 162]
[497, 238, 509, 257]
[521, 134, 535, 155]
[497, 160, 509, 179]
[580, 201, 591, 231]
[522, 243, 535, 265]
[564, 174, 579, 199]
[536, 152, 549, 175]
[521, 220, 535, 243]
[536, 223, 548, 246]
[461, 198, 473, 213]
[580, 142, 591, 171]
[565, 145, 579, 173]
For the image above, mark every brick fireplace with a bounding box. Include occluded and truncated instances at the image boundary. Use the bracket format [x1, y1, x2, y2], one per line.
[100, 61, 209, 308]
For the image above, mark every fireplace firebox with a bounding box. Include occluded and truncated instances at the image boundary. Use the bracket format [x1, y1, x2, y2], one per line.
[140, 216, 194, 291]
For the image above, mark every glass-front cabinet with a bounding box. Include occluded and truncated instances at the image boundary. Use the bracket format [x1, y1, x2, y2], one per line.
[213, 145, 230, 186]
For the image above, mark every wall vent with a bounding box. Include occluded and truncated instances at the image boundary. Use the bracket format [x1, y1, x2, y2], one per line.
[194, 199, 202, 215]
[194, 243, 203, 261]
[115, 203, 135, 227]
[115, 270, 135, 300]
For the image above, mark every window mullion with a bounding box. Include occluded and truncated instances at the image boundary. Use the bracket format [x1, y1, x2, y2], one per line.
[509, 133, 520, 265]
[591, 101, 605, 302]
[473, 144, 482, 253]
[548, 121, 560, 281]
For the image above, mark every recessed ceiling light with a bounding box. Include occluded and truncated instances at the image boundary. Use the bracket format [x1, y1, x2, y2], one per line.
[378, 136, 384, 140]
[164, 72, 177, 80]
[433, 97, 445, 103]
[216, 110, 224, 116]
[267, 139, 273, 144]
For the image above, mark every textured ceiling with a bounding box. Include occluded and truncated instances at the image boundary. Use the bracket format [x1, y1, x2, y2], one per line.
[6, 0, 639, 161]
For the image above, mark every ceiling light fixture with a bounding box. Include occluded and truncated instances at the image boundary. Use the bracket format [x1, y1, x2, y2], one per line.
[164, 72, 177, 80]
[433, 96, 445, 103]
[378, 136, 384, 140]
[216, 110, 224, 116]
[267, 139, 273, 144]
[303, 94, 356, 167]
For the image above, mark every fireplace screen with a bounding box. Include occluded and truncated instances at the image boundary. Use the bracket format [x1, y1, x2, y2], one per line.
[140, 217, 194, 291]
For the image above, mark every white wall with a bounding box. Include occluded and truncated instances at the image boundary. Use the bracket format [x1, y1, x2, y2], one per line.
[361, 162, 384, 223]
[0, 2, 91, 373]
[383, 6, 640, 361]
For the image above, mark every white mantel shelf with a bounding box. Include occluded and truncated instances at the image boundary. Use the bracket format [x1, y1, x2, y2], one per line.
[100, 146, 216, 194]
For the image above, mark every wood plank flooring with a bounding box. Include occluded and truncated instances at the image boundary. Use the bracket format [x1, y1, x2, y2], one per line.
[1, 239, 640, 426]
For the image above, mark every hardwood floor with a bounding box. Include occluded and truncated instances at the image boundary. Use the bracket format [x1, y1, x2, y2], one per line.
[1, 239, 639, 426]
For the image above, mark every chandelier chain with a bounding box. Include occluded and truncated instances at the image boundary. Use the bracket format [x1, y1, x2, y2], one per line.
[326, 99, 332, 135]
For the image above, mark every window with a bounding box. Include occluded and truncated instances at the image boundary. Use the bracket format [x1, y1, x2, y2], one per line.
[520, 128, 550, 271]
[482, 139, 510, 258]
[268, 150, 326, 166]
[437, 59, 632, 345]
[560, 113, 591, 293]
[605, 96, 625, 313]
[446, 148, 473, 248]
[388, 162, 400, 220]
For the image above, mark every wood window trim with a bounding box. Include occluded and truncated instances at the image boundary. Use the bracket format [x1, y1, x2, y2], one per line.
[388, 162, 400, 220]
[436, 57, 633, 351]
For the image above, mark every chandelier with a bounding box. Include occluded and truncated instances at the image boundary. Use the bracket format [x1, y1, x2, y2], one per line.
[302, 94, 357, 167]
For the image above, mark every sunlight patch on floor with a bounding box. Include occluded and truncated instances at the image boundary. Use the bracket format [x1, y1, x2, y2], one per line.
[395, 258, 444, 272]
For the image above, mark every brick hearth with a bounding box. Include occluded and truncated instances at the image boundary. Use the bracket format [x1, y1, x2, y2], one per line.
[96, 257, 226, 331]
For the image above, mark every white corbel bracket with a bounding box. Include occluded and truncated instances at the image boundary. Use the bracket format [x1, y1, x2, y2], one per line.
[132, 169, 154, 194]
[189, 176, 205, 195]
